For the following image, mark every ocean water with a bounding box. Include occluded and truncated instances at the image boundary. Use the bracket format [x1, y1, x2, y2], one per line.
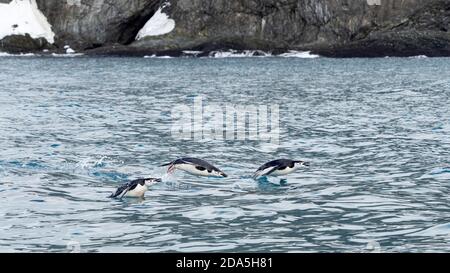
[0, 55, 449, 252]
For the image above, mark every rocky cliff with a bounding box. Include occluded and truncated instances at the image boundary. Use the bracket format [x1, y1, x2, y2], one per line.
[2, 0, 450, 57]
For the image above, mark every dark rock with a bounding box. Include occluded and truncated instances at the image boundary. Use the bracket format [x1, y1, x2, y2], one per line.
[127, 0, 433, 56]
[35, 0, 160, 50]
[0, 34, 53, 54]
[3, 0, 450, 57]
[313, 0, 450, 57]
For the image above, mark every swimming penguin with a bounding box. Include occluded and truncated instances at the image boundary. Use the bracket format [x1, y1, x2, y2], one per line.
[253, 159, 309, 179]
[109, 177, 162, 199]
[161, 157, 227, 178]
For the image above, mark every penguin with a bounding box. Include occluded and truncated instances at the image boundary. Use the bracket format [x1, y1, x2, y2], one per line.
[161, 157, 227, 178]
[109, 177, 161, 199]
[253, 159, 309, 179]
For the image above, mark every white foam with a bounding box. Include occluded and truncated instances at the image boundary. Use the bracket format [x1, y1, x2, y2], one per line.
[51, 52, 84, 57]
[136, 2, 175, 39]
[0, 51, 35, 57]
[209, 50, 272, 58]
[143, 54, 173, 59]
[0, 0, 55, 43]
[410, 55, 428, 59]
[182, 50, 203, 56]
[207, 50, 320, 58]
[278, 50, 320, 58]
[410, 223, 450, 237]
[0, 51, 83, 57]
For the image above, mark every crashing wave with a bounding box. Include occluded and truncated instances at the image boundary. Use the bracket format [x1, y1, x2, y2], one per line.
[208, 50, 272, 58]
[0, 51, 84, 57]
[143, 55, 173, 59]
[51, 53, 84, 57]
[409, 55, 428, 59]
[278, 50, 320, 58]
[182, 50, 203, 57]
[0, 52, 36, 57]
[207, 49, 320, 58]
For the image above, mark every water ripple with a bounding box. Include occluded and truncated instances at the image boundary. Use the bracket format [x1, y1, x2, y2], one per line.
[0, 57, 449, 252]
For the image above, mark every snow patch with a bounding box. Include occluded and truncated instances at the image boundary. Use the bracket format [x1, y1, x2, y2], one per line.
[136, 2, 175, 40]
[0, 0, 55, 43]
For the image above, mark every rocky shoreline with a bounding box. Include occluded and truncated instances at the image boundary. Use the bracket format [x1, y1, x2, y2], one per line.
[1, 0, 450, 58]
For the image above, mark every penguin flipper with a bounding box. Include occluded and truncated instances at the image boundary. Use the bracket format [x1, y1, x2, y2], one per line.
[160, 160, 178, 174]
[160, 162, 173, 167]
[118, 188, 130, 199]
[109, 183, 130, 199]
[253, 166, 277, 179]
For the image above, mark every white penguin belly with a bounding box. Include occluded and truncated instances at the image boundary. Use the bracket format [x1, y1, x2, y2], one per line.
[125, 184, 147, 198]
[176, 164, 212, 176]
[270, 166, 296, 176]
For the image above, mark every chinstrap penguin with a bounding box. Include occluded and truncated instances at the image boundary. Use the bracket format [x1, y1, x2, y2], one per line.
[109, 177, 162, 199]
[253, 159, 309, 179]
[161, 157, 227, 178]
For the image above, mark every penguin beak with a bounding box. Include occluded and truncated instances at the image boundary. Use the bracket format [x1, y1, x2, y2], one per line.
[146, 178, 162, 185]
[221, 172, 228, 178]
[302, 162, 310, 167]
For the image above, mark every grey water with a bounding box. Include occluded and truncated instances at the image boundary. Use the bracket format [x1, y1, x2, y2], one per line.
[0, 56, 449, 252]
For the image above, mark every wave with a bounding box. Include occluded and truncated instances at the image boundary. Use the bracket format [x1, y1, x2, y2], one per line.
[182, 50, 203, 57]
[278, 50, 320, 58]
[0, 52, 36, 57]
[429, 167, 450, 175]
[143, 54, 173, 58]
[2, 49, 319, 59]
[409, 55, 428, 59]
[50, 53, 84, 57]
[410, 223, 450, 236]
[0, 52, 83, 57]
[208, 50, 272, 58]
[208, 50, 319, 58]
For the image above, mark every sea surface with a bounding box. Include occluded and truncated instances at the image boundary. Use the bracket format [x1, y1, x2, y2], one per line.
[0, 54, 449, 252]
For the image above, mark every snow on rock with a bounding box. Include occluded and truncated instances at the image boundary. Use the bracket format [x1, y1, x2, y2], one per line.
[0, 0, 55, 43]
[136, 2, 175, 40]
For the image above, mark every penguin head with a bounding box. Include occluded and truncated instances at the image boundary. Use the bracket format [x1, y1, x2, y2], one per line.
[211, 169, 228, 178]
[294, 161, 309, 167]
[144, 177, 162, 186]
